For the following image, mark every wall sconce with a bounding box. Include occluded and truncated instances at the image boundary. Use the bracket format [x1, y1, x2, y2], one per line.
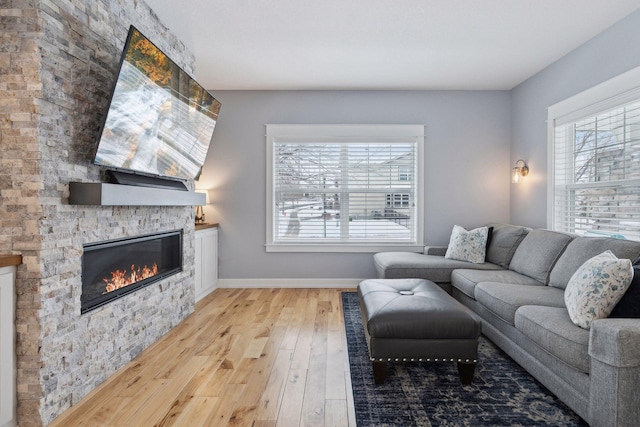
[195, 190, 210, 224]
[512, 159, 529, 184]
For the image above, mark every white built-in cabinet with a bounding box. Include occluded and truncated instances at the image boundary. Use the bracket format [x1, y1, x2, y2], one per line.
[194, 225, 218, 302]
[0, 263, 17, 427]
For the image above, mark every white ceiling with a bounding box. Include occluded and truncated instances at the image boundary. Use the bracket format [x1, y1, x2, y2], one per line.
[144, 0, 640, 91]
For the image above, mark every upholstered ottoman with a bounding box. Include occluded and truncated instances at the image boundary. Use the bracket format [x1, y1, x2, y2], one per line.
[357, 278, 481, 384]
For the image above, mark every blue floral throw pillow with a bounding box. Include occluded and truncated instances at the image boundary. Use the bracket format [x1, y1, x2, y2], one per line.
[564, 250, 634, 329]
[444, 225, 489, 264]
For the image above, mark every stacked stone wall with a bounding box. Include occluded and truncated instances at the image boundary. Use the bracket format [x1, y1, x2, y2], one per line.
[3, 1, 198, 425]
[1, 2, 45, 423]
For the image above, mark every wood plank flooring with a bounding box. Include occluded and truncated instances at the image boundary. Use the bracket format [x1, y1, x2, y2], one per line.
[49, 288, 357, 427]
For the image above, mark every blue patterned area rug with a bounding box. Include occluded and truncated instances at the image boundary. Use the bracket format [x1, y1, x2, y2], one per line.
[342, 292, 588, 426]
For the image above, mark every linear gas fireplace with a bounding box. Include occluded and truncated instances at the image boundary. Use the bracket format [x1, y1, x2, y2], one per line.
[81, 230, 183, 314]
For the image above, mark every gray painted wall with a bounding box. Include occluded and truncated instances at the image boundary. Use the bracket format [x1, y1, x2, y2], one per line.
[510, 9, 640, 228]
[197, 91, 511, 279]
[198, 10, 640, 280]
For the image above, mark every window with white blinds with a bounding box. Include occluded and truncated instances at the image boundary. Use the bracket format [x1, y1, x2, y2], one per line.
[549, 71, 640, 241]
[266, 125, 424, 252]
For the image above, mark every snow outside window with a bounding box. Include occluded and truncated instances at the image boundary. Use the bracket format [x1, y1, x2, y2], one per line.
[548, 67, 640, 241]
[266, 125, 425, 252]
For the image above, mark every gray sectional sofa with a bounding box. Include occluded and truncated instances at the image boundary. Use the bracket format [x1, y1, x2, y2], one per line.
[373, 223, 640, 427]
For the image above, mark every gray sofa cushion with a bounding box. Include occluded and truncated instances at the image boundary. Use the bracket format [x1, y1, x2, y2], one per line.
[515, 305, 590, 373]
[373, 252, 501, 283]
[451, 269, 544, 299]
[424, 246, 447, 256]
[509, 229, 574, 284]
[485, 223, 530, 268]
[548, 237, 640, 289]
[475, 282, 565, 325]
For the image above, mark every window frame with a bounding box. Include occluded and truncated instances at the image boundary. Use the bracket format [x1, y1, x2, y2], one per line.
[547, 65, 640, 240]
[266, 124, 425, 253]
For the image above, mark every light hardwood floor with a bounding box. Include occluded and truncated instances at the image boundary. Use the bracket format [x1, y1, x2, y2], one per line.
[49, 288, 357, 427]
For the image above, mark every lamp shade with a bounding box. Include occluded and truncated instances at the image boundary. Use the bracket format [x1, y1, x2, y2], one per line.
[196, 190, 210, 204]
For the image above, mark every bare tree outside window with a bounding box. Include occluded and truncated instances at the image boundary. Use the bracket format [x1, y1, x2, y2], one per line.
[273, 142, 416, 242]
[554, 102, 640, 240]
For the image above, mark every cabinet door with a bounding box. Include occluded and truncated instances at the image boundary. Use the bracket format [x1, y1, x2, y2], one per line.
[201, 229, 217, 290]
[194, 232, 203, 298]
[210, 229, 218, 287]
[0, 267, 16, 427]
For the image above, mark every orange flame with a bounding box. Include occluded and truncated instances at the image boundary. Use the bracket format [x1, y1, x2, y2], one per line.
[103, 263, 159, 294]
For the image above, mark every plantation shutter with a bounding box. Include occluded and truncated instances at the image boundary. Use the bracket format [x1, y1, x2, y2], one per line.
[551, 99, 640, 240]
[266, 125, 424, 251]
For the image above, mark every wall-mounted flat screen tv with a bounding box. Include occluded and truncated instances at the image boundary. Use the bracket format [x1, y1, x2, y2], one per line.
[93, 25, 221, 181]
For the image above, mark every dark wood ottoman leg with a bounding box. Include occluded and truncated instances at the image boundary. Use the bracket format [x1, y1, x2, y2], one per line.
[372, 361, 387, 384]
[457, 361, 476, 385]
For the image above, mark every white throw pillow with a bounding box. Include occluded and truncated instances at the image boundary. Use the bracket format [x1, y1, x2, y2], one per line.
[444, 225, 489, 264]
[564, 250, 634, 329]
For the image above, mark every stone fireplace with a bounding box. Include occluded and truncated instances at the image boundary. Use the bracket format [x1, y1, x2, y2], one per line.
[81, 231, 183, 314]
[2, 1, 200, 425]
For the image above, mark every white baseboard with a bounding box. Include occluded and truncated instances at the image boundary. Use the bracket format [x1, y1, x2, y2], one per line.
[216, 278, 361, 289]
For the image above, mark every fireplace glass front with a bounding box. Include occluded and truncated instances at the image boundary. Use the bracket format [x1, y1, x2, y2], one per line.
[81, 230, 182, 314]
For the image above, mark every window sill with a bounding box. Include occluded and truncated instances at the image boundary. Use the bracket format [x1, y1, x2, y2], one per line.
[265, 244, 424, 253]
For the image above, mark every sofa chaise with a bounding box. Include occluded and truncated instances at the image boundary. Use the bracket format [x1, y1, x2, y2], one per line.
[373, 223, 640, 427]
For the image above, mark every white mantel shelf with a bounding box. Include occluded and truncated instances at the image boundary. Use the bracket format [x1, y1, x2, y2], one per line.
[69, 182, 205, 206]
